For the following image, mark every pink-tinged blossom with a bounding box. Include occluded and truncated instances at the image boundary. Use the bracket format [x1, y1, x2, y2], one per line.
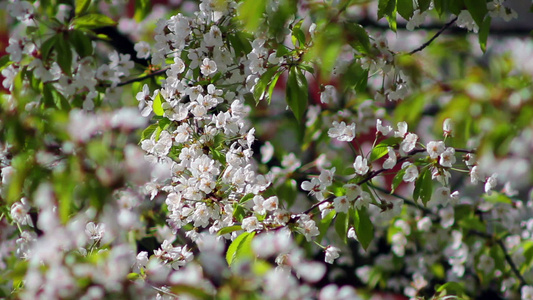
[417, 216, 432, 232]
[401, 133, 418, 153]
[443, 118, 454, 137]
[200, 58, 217, 76]
[328, 121, 356, 142]
[485, 174, 498, 195]
[383, 147, 397, 169]
[281, 153, 301, 171]
[376, 119, 392, 135]
[85, 222, 105, 240]
[298, 216, 320, 241]
[457, 10, 479, 33]
[427, 141, 445, 159]
[439, 147, 456, 167]
[1, 65, 18, 90]
[10, 198, 32, 226]
[522, 286, 533, 300]
[242, 216, 262, 232]
[344, 184, 362, 201]
[134, 41, 151, 59]
[263, 196, 279, 212]
[439, 206, 455, 228]
[406, 10, 427, 31]
[324, 246, 340, 264]
[319, 284, 358, 300]
[395, 121, 408, 137]
[260, 141, 274, 164]
[96, 64, 119, 85]
[402, 162, 419, 182]
[8, 1, 34, 21]
[353, 155, 369, 175]
[109, 51, 134, 77]
[320, 85, 337, 104]
[333, 196, 350, 213]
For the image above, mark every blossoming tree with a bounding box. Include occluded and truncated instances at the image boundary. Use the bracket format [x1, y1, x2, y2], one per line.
[1, 0, 533, 299]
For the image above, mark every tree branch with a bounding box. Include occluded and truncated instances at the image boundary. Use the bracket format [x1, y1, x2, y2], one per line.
[116, 68, 169, 87]
[496, 239, 528, 288]
[356, 17, 532, 37]
[409, 17, 458, 55]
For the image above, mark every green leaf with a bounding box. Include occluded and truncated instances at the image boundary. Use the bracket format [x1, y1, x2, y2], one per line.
[40, 35, 59, 62]
[345, 23, 371, 54]
[436, 281, 466, 295]
[141, 123, 158, 141]
[217, 225, 243, 236]
[232, 204, 246, 222]
[42, 83, 55, 108]
[227, 32, 252, 56]
[253, 66, 280, 102]
[478, 16, 491, 53]
[170, 285, 212, 299]
[55, 35, 72, 75]
[317, 210, 336, 243]
[521, 241, 533, 273]
[239, 193, 255, 204]
[391, 168, 406, 193]
[75, 0, 92, 16]
[152, 92, 164, 116]
[385, 7, 398, 32]
[286, 67, 308, 123]
[413, 167, 432, 206]
[0, 55, 11, 71]
[378, 0, 392, 19]
[418, 0, 432, 12]
[343, 62, 368, 93]
[69, 30, 93, 57]
[266, 70, 281, 104]
[369, 144, 390, 162]
[238, 0, 267, 32]
[335, 212, 349, 243]
[226, 232, 256, 266]
[433, 0, 444, 15]
[464, 0, 488, 28]
[353, 207, 374, 250]
[127, 272, 141, 280]
[72, 14, 117, 30]
[291, 20, 306, 47]
[134, 0, 151, 22]
[397, 0, 414, 20]
[458, 215, 486, 233]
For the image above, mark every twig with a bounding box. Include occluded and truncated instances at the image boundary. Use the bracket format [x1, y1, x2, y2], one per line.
[302, 197, 334, 215]
[409, 17, 458, 55]
[356, 17, 532, 37]
[116, 68, 170, 87]
[368, 183, 435, 217]
[496, 239, 528, 288]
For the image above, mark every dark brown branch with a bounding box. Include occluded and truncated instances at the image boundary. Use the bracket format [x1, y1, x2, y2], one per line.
[357, 17, 533, 37]
[497, 239, 528, 288]
[368, 183, 435, 217]
[409, 17, 458, 55]
[302, 197, 334, 215]
[116, 68, 169, 87]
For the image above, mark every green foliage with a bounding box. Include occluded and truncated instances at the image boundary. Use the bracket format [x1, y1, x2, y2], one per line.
[75, 0, 92, 16]
[335, 212, 349, 243]
[226, 232, 256, 266]
[413, 167, 433, 206]
[152, 92, 164, 116]
[72, 14, 117, 30]
[352, 206, 374, 250]
[286, 67, 308, 123]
